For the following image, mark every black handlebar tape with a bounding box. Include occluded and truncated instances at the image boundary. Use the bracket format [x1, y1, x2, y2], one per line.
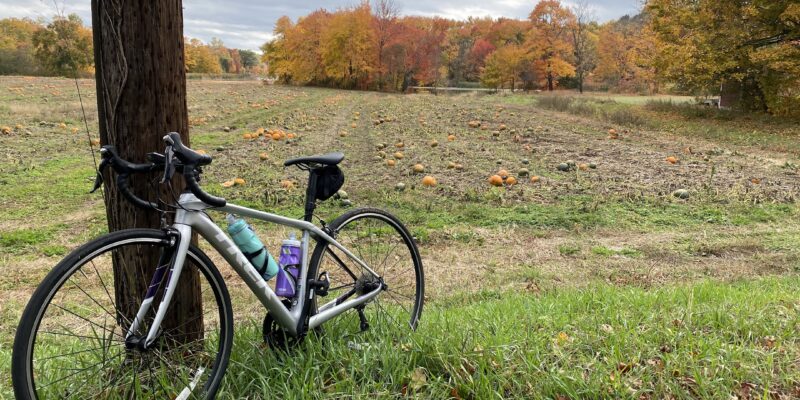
[184, 171, 226, 207]
[117, 174, 159, 210]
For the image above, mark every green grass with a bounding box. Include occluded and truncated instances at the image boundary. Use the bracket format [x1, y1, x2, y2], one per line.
[208, 276, 800, 399]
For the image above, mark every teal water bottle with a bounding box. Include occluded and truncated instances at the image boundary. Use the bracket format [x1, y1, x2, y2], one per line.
[226, 214, 279, 280]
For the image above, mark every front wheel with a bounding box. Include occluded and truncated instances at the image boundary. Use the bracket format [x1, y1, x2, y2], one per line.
[308, 208, 424, 337]
[12, 229, 233, 399]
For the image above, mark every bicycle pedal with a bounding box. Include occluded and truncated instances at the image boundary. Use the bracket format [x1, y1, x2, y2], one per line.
[309, 271, 330, 297]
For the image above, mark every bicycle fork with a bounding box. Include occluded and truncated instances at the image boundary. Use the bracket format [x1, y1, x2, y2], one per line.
[125, 224, 193, 349]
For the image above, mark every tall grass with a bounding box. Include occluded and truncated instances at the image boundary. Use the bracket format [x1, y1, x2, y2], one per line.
[534, 96, 646, 126]
[211, 276, 800, 399]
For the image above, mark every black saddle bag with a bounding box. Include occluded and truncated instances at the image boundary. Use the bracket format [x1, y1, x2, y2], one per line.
[313, 165, 344, 201]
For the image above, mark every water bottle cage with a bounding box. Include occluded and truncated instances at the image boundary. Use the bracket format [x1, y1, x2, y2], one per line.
[243, 247, 267, 274]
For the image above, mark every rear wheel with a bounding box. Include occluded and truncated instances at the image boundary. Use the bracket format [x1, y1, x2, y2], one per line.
[12, 229, 233, 399]
[308, 208, 424, 338]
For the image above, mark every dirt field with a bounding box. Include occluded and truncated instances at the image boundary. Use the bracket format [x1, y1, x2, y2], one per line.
[1, 76, 799, 327]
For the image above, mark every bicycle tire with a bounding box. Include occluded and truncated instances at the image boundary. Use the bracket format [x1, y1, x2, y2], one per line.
[12, 228, 234, 399]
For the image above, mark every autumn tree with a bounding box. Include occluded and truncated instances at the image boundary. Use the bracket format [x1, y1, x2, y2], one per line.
[321, 3, 377, 89]
[568, 2, 598, 93]
[0, 18, 43, 75]
[263, 12, 330, 85]
[373, 0, 400, 90]
[647, 0, 800, 114]
[480, 44, 529, 90]
[31, 14, 93, 77]
[528, 0, 575, 91]
[466, 38, 495, 81]
[185, 37, 222, 73]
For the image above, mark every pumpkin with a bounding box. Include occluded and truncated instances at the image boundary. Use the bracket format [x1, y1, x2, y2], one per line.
[429, 140, 439, 148]
[1, 126, 11, 134]
[58, 122, 67, 129]
[518, 168, 530, 177]
[71, 127, 79, 134]
[222, 180, 235, 188]
[395, 141, 405, 148]
[447, 161, 457, 169]
[468, 120, 481, 128]
[506, 176, 518, 185]
[395, 182, 406, 191]
[280, 180, 295, 189]
[578, 163, 589, 171]
[497, 169, 510, 178]
[393, 152, 404, 160]
[378, 151, 387, 158]
[447, 134, 456, 141]
[530, 176, 541, 183]
[499, 124, 507, 131]
[750, 178, 761, 184]
[412, 164, 425, 173]
[455, 163, 464, 171]
[421, 176, 437, 187]
[287, 132, 296, 139]
[259, 152, 269, 160]
[256, 127, 265, 135]
[243, 133, 253, 139]
[673, 189, 689, 199]
[90, 138, 100, 146]
[666, 156, 678, 164]
[386, 159, 396, 167]
[488, 175, 503, 187]
[351, 123, 357, 128]
[234, 178, 245, 186]
[272, 133, 282, 140]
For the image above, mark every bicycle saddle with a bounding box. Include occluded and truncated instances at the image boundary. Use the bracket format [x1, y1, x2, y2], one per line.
[284, 152, 344, 168]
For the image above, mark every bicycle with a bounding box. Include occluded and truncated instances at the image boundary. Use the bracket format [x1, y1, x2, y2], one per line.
[11, 132, 424, 399]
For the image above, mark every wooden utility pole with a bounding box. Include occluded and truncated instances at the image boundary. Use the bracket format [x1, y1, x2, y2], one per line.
[91, 0, 202, 340]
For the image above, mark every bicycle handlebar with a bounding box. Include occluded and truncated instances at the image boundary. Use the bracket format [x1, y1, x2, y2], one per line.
[92, 133, 227, 209]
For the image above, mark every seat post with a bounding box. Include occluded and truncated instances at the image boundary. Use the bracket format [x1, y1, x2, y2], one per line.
[303, 171, 318, 222]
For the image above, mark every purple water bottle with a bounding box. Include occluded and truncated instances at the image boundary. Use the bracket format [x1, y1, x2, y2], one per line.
[275, 233, 302, 297]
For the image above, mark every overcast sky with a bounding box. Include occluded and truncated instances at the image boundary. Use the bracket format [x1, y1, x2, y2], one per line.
[0, 0, 642, 52]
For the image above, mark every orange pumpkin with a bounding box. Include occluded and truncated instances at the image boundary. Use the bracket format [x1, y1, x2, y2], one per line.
[393, 152, 404, 160]
[530, 176, 540, 183]
[222, 180, 235, 188]
[280, 180, 295, 189]
[505, 176, 518, 185]
[259, 152, 269, 160]
[488, 175, 503, 187]
[447, 135, 456, 141]
[386, 159, 396, 167]
[234, 178, 245, 186]
[412, 164, 425, 173]
[421, 176, 437, 187]
[272, 133, 281, 140]
[666, 156, 678, 164]
[243, 133, 253, 139]
[497, 169, 510, 178]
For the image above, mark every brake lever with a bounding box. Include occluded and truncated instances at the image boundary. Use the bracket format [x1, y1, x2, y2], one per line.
[90, 157, 110, 193]
[161, 146, 175, 183]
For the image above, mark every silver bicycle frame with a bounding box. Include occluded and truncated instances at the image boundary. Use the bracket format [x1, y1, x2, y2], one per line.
[128, 193, 382, 345]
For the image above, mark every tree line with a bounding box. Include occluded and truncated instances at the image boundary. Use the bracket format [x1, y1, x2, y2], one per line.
[0, 14, 262, 77]
[263, 0, 799, 116]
